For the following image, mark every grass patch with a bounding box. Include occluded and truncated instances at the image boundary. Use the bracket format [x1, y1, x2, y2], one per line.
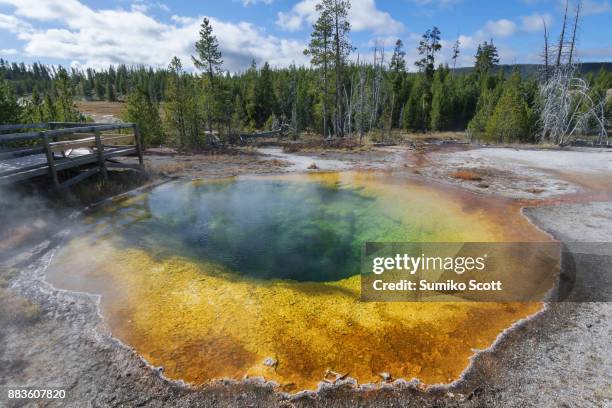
[63, 169, 149, 206]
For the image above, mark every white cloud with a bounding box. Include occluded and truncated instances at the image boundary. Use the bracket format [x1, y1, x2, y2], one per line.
[0, 0, 308, 71]
[0, 13, 33, 33]
[520, 13, 552, 32]
[482, 19, 517, 38]
[276, 0, 404, 35]
[131, 0, 170, 13]
[242, 0, 274, 5]
[580, 0, 612, 15]
[1, 48, 18, 55]
[409, 0, 462, 7]
[440, 18, 522, 67]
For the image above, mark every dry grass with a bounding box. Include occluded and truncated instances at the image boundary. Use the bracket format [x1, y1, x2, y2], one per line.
[149, 161, 194, 177]
[404, 131, 468, 142]
[76, 101, 126, 119]
[451, 170, 484, 181]
[63, 170, 149, 206]
[280, 136, 372, 153]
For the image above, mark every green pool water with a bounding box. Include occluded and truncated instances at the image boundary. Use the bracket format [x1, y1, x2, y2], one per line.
[98, 177, 417, 282]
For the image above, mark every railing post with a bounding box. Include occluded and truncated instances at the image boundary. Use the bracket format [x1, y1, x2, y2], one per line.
[42, 133, 59, 188]
[94, 129, 108, 181]
[132, 123, 144, 168]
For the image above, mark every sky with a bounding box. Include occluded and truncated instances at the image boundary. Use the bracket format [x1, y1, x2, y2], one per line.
[0, 0, 611, 73]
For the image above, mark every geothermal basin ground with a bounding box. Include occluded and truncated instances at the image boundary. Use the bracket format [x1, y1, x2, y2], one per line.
[0, 143, 611, 407]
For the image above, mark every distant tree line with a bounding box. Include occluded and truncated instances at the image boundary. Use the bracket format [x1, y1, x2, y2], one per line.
[1, 0, 610, 147]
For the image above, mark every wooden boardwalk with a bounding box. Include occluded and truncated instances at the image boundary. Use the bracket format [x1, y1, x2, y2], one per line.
[0, 122, 144, 189]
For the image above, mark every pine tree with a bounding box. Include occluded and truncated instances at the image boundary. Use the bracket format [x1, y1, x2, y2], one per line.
[485, 71, 531, 143]
[192, 17, 223, 135]
[324, 0, 352, 137]
[414, 27, 442, 130]
[452, 39, 461, 71]
[404, 77, 425, 132]
[106, 81, 116, 102]
[24, 87, 44, 123]
[192, 18, 223, 82]
[95, 78, 105, 100]
[430, 67, 452, 131]
[467, 88, 497, 140]
[123, 87, 164, 147]
[54, 68, 81, 122]
[231, 93, 247, 134]
[42, 93, 57, 122]
[390, 39, 406, 73]
[474, 40, 500, 79]
[305, 2, 333, 137]
[390, 39, 406, 127]
[246, 62, 278, 128]
[415, 27, 442, 76]
[0, 74, 22, 124]
[164, 57, 189, 147]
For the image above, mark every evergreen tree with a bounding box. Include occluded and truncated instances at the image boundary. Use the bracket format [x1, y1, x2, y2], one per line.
[452, 38, 461, 71]
[42, 93, 57, 122]
[123, 87, 164, 147]
[474, 40, 500, 79]
[192, 18, 223, 81]
[54, 68, 81, 122]
[24, 87, 44, 123]
[390, 39, 406, 73]
[192, 17, 224, 135]
[390, 39, 407, 127]
[415, 27, 442, 76]
[414, 27, 442, 130]
[305, 2, 333, 137]
[0, 74, 22, 124]
[323, 0, 352, 137]
[106, 81, 116, 102]
[164, 57, 189, 147]
[246, 62, 278, 128]
[467, 84, 502, 140]
[404, 77, 425, 131]
[485, 71, 531, 143]
[430, 67, 452, 131]
[231, 93, 247, 133]
[95, 77, 105, 100]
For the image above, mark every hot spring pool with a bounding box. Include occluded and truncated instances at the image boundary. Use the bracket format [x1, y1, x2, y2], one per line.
[46, 171, 551, 391]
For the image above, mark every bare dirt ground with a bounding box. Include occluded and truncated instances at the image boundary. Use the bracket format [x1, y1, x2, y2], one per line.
[419, 145, 612, 199]
[1, 142, 611, 407]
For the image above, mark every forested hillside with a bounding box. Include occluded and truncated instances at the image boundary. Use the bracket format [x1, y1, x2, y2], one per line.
[1, 1, 611, 148]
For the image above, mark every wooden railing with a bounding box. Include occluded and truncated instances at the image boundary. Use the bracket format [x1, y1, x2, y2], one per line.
[0, 122, 144, 188]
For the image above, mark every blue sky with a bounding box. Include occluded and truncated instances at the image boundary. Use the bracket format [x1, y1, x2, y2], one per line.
[0, 0, 611, 72]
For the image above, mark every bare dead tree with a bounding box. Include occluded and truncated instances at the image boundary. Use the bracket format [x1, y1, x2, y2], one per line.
[369, 43, 384, 132]
[542, 18, 550, 81]
[539, 0, 608, 145]
[540, 65, 608, 144]
[568, 0, 581, 65]
[343, 74, 355, 136]
[556, 0, 569, 67]
[357, 57, 366, 144]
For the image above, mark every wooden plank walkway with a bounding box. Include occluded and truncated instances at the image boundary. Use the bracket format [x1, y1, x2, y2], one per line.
[0, 122, 144, 189]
